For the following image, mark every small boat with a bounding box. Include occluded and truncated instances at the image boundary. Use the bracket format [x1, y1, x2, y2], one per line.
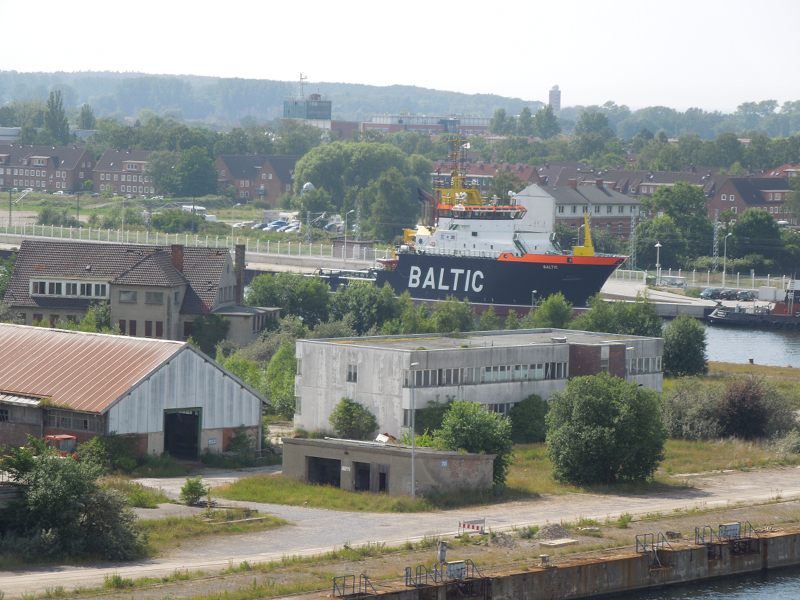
[708, 272, 799, 330]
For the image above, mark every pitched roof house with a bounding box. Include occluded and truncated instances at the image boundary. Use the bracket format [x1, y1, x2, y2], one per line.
[3, 241, 276, 344]
[706, 178, 795, 224]
[92, 149, 156, 195]
[216, 155, 300, 205]
[0, 143, 94, 193]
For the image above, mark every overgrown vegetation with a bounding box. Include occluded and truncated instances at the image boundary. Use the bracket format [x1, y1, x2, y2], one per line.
[329, 398, 379, 440]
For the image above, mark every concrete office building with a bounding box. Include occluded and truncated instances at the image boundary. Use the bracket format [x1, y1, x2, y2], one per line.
[282, 437, 494, 496]
[549, 85, 561, 111]
[294, 329, 664, 434]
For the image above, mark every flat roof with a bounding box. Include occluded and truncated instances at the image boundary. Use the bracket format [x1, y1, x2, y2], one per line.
[282, 437, 495, 459]
[299, 329, 652, 352]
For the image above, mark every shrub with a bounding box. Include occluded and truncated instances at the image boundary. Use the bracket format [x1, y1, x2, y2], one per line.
[719, 376, 795, 440]
[774, 430, 800, 455]
[546, 373, 666, 485]
[663, 314, 708, 376]
[329, 397, 379, 440]
[180, 476, 210, 506]
[77, 433, 138, 473]
[508, 394, 549, 443]
[661, 378, 724, 440]
[414, 397, 453, 434]
[518, 525, 539, 539]
[435, 400, 513, 485]
[525, 292, 573, 328]
[616, 513, 633, 528]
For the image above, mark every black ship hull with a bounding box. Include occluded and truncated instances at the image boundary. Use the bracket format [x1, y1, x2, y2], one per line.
[374, 253, 621, 307]
[708, 310, 800, 330]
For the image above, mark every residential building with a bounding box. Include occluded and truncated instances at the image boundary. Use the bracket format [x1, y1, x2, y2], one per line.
[763, 164, 800, 179]
[430, 160, 544, 195]
[0, 127, 21, 143]
[706, 178, 795, 224]
[549, 180, 641, 240]
[549, 85, 561, 111]
[294, 329, 664, 435]
[0, 324, 268, 456]
[0, 143, 94, 192]
[283, 93, 332, 120]
[216, 155, 300, 204]
[3, 241, 277, 345]
[361, 115, 490, 136]
[92, 149, 155, 196]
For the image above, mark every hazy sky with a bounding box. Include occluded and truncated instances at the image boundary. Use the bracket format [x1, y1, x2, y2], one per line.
[6, 0, 798, 113]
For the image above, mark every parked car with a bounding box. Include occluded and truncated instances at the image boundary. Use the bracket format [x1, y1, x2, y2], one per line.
[323, 222, 342, 233]
[251, 223, 266, 230]
[53, 190, 64, 196]
[700, 287, 722, 299]
[737, 290, 755, 301]
[718, 289, 738, 300]
[90, 193, 100, 197]
[278, 222, 299, 232]
[265, 220, 288, 231]
[232, 222, 246, 229]
[124, 194, 133, 199]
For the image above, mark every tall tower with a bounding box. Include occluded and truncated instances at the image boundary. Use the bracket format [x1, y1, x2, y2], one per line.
[548, 85, 561, 111]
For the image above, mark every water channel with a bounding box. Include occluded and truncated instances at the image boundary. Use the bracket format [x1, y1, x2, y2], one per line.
[605, 564, 800, 599]
[704, 324, 800, 367]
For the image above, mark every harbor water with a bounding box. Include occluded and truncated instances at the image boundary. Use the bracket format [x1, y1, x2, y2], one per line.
[704, 324, 800, 367]
[605, 564, 800, 599]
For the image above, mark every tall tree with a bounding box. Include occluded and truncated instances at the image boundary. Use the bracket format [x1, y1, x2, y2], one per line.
[517, 107, 534, 136]
[533, 105, 561, 140]
[174, 146, 218, 197]
[43, 90, 70, 145]
[77, 104, 96, 130]
[489, 108, 508, 135]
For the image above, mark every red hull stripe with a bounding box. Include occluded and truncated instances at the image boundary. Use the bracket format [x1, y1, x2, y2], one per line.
[497, 253, 624, 266]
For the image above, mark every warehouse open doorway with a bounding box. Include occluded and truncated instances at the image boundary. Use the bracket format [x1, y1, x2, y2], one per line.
[164, 409, 201, 459]
[307, 456, 341, 487]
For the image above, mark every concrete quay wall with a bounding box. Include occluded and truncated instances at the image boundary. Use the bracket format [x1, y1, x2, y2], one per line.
[368, 530, 800, 600]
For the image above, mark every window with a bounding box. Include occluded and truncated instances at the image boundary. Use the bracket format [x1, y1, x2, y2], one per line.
[80, 283, 92, 296]
[114, 174, 118, 181]
[571, 205, 577, 214]
[295, 397, 302, 415]
[33, 313, 43, 323]
[286, 184, 291, 191]
[769, 193, 773, 201]
[775, 193, 781, 201]
[619, 223, 623, 234]
[606, 205, 613, 213]
[730, 194, 735, 202]
[94, 283, 106, 297]
[594, 205, 601, 213]
[155, 321, 163, 338]
[557, 206, 564, 214]
[79, 172, 83, 178]
[403, 409, 411, 427]
[119, 291, 137, 303]
[145, 321, 153, 337]
[0, 408, 8, 422]
[119, 319, 126, 334]
[732, 207, 737, 214]
[269, 173, 273, 179]
[347, 364, 358, 382]
[65, 283, 77, 295]
[48, 282, 62, 295]
[618, 205, 625, 213]
[128, 320, 137, 336]
[145, 291, 164, 304]
[175, 291, 180, 303]
[31, 281, 46, 294]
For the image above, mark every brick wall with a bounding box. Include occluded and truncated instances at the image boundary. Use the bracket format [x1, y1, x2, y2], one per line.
[568, 344, 600, 377]
[609, 344, 627, 378]
[0, 422, 43, 447]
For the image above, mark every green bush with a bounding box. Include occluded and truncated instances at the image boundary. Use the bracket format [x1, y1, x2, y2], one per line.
[180, 476, 210, 506]
[77, 433, 138, 473]
[663, 314, 708, 376]
[414, 397, 453, 434]
[329, 398, 378, 440]
[518, 525, 540, 539]
[508, 394, 548, 443]
[719, 376, 795, 440]
[435, 400, 513, 485]
[661, 378, 724, 440]
[546, 373, 666, 485]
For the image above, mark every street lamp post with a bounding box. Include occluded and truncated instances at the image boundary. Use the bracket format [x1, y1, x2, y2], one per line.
[531, 289, 537, 307]
[723, 233, 733, 289]
[343, 209, 355, 260]
[654, 242, 662, 280]
[410, 361, 419, 501]
[231, 203, 241, 242]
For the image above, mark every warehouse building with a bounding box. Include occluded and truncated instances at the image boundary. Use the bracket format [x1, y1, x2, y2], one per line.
[294, 329, 663, 434]
[0, 324, 269, 456]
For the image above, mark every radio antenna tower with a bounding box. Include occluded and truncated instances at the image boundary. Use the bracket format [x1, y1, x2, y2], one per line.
[297, 73, 308, 99]
[628, 208, 637, 269]
[712, 214, 720, 272]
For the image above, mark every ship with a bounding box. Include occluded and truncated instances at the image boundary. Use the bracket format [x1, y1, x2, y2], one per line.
[708, 271, 799, 330]
[321, 134, 627, 308]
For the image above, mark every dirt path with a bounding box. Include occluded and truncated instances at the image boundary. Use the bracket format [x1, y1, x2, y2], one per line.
[1, 466, 799, 597]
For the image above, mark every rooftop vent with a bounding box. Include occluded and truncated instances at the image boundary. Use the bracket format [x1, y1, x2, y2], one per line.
[551, 336, 567, 343]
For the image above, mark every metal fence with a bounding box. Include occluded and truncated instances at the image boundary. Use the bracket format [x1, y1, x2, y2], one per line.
[613, 268, 791, 291]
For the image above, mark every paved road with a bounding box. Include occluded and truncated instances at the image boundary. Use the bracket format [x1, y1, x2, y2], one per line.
[2, 467, 799, 597]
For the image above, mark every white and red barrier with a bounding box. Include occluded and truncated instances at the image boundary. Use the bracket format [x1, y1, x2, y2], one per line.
[458, 518, 485, 535]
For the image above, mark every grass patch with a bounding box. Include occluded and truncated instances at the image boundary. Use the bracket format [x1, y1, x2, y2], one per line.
[137, 509, 287, 555]
[616, 513, 633, 528]
[215, 474, 534, 513]
[199, 451, 282, 469]
[518, 525, 539, 539]
[103, 478, 172, 508]
[131, 453, 190, 478]
[659, 438, 800, 474]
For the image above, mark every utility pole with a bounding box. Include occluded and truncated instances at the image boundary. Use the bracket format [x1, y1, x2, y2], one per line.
[628, 207, 637, 269]
[712, 215, 720, 272]
[306, 210, 312, 243]
[355, 200, 362, 242]
[76, 191, 80, 225]
[8, 190, 11, 228]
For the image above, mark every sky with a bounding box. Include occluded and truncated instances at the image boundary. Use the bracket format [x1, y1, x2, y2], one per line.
[5, 0, 799, 113]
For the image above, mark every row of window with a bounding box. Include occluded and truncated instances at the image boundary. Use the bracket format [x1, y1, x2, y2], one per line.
[628, 356, 661, 374]
[99, 184, 156, 194]
[401, 400, 520, 427]
[557, 205, 634, 215]
[119, 291, 178, 304]
[45, 409, 104, 433]
[12, 177, 80, 188]
[402, 363, 570, 388]
[3, 168, 68, 177]
[720, 194, 736, 202]
[119, 319, 164, 338]
[568, 222, 629, 235]
[100, 173, 149, 182]
[30, 281, 108, 298]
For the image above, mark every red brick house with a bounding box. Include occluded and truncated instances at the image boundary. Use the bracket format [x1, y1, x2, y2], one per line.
[216, 155, 299, 205]
[0, 143, 94, 192]
[430, 160, 544, 196]
[92, 149, 156, 196]
[706, 178, 795, 224]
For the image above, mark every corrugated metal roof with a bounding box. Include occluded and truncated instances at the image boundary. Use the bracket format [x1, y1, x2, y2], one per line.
[0, 392, 42, 406]
[0, 324, 184, 413]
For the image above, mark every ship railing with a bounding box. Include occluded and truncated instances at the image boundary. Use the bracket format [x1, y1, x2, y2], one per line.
[420, 247, 501, 260]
